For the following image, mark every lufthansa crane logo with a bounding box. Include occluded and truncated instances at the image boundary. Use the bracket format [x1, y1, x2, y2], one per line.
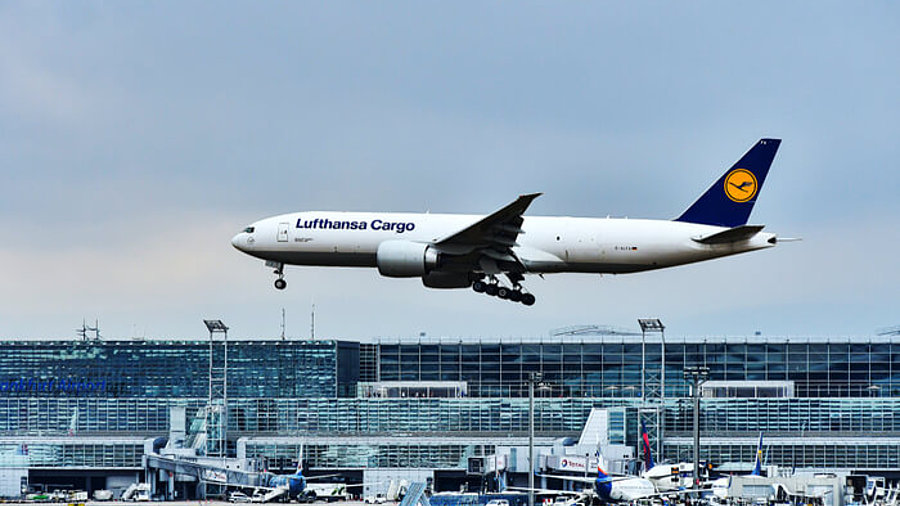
[724, 169, 758, 202]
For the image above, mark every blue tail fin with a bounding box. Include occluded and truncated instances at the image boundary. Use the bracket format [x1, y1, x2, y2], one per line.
[641, 421, 655, 470]
[676, 139, 781, 228]
[296, 446, 305, 476]
[596, 451, 611, 480]
[750, 432, 764, 476]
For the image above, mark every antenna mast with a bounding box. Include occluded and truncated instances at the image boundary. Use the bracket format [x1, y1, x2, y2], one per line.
[86, 319, 101, 340]
[76, 319, 100, 341]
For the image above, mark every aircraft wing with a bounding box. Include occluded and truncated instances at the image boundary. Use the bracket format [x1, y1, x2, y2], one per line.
[506, 486, 588, 496]
[197, 478, 282, 493]
[645, 488, 709, 499]
[434, 193, 541, 258]
[538, 473, 631, 484]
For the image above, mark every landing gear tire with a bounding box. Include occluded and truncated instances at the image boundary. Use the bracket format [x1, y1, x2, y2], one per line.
[508, 290, 523, 302]
[270, 261, 287, 291]
[520, 293, 536, 306]
[472, 281, 487, 293]
[497, 287, 511, 299]
[485, 284, 499, 296]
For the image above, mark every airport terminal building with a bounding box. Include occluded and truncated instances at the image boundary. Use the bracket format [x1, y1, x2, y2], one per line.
[0, 332, 898, 498]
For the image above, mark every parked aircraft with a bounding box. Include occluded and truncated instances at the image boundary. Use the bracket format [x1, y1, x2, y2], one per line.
[219, 452, 350, 503]
[540, 454, 658, 503]
[708, 433, 766, 502]
[232, 139, 784, 305]
[258, 463, 308, 500]
[639, 421, 695, 491]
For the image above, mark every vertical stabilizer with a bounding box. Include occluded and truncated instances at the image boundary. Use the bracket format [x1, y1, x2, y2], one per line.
[676, 139, 781, 227]
[596, 450, 611, 480]
[751, 433, 764, 476]
[640, 421, 655, 470]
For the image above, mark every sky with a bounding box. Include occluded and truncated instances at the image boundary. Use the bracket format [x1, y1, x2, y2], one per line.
[1, 2, 898, 341]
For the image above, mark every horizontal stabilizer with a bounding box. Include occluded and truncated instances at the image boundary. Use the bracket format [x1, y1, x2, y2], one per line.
[693, 225, 765, 244]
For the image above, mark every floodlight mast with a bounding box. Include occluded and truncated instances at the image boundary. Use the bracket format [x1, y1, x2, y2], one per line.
[204, 320, 229, 332]
[683, 365, 709, 490]
[637, 318, 665, 464]
[527, 372, 550, 506]
[638, 319, 665, 399]
[203, 319, 229, 463]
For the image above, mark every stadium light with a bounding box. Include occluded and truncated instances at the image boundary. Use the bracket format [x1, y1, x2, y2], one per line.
[203, 320, 229, 332]
[638, 318, 665, 332]
[683, 366, 709, 489]
[528, 372, 548, 506]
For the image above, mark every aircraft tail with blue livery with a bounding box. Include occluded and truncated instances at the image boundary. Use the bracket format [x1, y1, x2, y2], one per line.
[596, 452, 612, 481]
[750, 433, 764, 476]
[676, 139, 781, 228]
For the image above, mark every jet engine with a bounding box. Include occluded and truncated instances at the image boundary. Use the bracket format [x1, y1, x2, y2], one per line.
[376, 240, 440, 277]
[422, 272, 473, 289]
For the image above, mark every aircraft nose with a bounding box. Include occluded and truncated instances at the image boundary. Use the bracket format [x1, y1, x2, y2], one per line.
[231, 233, 245, 251]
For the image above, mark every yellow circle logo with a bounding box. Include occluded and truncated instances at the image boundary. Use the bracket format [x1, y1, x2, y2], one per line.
[724, 169, 758, 202]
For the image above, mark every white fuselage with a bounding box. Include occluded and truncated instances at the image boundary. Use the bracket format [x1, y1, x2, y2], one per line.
[231, 211, 775, 275]
[642, 462, 695, 492]
[601, 478, 656, 502]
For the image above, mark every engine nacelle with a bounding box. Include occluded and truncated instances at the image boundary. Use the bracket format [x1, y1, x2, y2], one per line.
[422, 272, 473, 289]
[376, 240, 440, 277]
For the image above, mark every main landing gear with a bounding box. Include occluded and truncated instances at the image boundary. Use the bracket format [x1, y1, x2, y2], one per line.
[472, 276, 536, 306]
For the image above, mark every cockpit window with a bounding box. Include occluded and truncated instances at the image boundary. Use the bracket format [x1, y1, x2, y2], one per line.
[243, 227, 255, 234]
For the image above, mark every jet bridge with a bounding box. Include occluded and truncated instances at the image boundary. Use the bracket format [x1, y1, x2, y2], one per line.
[144, 453, 264, 500]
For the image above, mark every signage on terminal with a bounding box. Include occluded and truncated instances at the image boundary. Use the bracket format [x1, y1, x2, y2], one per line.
[558, 456, 588, 471]
[0, 378, 107, 395]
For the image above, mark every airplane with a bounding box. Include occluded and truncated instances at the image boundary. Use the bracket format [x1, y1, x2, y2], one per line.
[232, 139, 784, 305]
[190, 456, 310, 503]
[638, 421, 695, 491]
[538, 455, 663, 503]
[258, 462, 308, 500]
[706, 433, 765, 503]
[213, 452, 351, 503]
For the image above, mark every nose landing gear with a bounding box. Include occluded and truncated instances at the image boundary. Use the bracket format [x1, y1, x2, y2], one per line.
[268, 262, 287, 290]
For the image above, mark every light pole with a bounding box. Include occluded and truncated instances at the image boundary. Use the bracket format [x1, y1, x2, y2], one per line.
[683, 366, 709, 490]
[528, 372, 545, 506]
[638, 318, 665, 399]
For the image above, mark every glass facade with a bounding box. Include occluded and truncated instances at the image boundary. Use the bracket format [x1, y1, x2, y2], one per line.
[375, 338, 900, 398]
[0, 441, 144, 468]
[3, 397, 897, 438]
[1, 335, 898, 474]
[244, 441, 495, 470]
[0, 340, 352, 399]
[664, 440, 900, 471]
